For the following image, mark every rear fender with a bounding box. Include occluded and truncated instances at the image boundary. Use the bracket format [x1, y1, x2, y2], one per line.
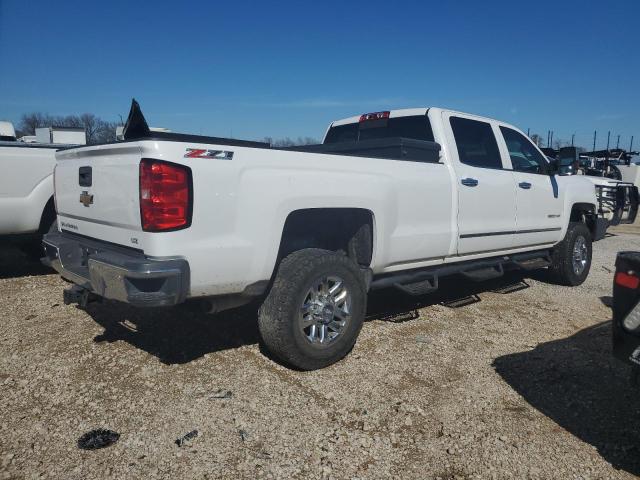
[0, 174, 53, 235]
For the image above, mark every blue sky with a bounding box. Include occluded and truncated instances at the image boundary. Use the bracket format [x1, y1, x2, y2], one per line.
[1, 0, 638, 149]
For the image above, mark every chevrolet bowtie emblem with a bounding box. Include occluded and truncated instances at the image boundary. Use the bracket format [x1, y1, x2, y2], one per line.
[79, 191, 94, 207]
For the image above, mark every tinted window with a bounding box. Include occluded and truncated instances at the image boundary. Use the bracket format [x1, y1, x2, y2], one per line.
[450, 117, 502, 169]
[325, 123, 358, 143]
[324, 115, 434, 144]
[500, 126, 548, 174]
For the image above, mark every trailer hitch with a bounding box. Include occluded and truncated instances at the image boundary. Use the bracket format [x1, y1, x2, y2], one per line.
[63, 285, 100, 308]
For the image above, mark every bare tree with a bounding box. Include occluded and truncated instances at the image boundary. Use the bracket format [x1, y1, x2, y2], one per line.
[530, 133, 543, 147]
[92, 120, 119, 144]
[18, 112, 52, 136]
[60, 115, 83, 128]
[79, 113, 100, 141]
[553, 138, 568, 150]
[263, 136, 320, 147]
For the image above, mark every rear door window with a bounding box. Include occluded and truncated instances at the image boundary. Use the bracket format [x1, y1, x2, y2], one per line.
[450, 117, 502, 169]
[324, 115, 434, 144]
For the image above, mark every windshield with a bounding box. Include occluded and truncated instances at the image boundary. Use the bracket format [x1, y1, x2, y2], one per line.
[324, 115, 434, 144]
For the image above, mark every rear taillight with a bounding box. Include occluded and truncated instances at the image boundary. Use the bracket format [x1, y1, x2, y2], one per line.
[615, 271, 640, 290]
[139, 159, 192, 232]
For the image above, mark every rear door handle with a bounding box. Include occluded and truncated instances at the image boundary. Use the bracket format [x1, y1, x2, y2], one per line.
[518, 182, 532, 189]
[461, 178, 479, 187]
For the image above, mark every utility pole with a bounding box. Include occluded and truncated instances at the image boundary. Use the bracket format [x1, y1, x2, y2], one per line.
[550, 131, 554, 148]
[616, 134, 620, 149]
[593, 130, 597, 152]
[571, 133, 575, 146]
[527, 128, 530, 137]
[631, 136, 634, 152]
[605, 131, 611, 172]
[547, 130, 550, 148]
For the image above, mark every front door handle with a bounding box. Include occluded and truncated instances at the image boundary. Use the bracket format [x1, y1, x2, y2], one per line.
[461, 178, 479, 187]
[518, 182, 532, 189]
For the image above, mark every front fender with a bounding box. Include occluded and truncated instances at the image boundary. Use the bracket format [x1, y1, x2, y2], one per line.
[558, 176, 598, 238]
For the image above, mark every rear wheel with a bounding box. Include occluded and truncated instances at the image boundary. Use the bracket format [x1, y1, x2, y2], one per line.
[258, 248, 367, 370]
[44, 216, 58, 235]
[20, 219, 58, 259]
[548, 222, 592, 286]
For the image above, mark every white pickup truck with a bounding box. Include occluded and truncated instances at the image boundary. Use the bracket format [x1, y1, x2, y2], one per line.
[0, 122, 60, 243]
[45, 101, 602, 369]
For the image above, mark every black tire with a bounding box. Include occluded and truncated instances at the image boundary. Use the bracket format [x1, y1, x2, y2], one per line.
[44, 216, 58, 235]
[258, 248, 367, 370]
[548, 222, 592, 286]
[20, 217, 58, 259]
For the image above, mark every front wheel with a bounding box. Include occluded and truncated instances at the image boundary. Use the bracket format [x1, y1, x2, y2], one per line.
[258, 248, 367, 370]
[548, 222, 592, 286]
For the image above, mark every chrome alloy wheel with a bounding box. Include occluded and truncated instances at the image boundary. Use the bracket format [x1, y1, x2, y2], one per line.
[572, 235, 588, 275]
[299, 276, 351, 346]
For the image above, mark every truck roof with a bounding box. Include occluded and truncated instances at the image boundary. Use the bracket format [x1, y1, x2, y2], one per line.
[330, 107, 506, 128]
[331, 108, 429, 127]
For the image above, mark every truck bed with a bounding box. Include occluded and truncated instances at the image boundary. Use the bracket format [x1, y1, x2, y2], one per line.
[79, 133, 442, 164]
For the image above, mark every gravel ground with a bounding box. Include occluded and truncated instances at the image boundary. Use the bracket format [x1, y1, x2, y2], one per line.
[1, 226, 640, 479]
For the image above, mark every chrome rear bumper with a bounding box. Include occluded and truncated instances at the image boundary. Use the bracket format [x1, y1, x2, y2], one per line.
[43, 232, 190, 307]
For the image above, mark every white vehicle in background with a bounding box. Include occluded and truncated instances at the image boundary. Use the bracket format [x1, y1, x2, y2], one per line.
[553, 147, 639, 231]
[46, 100, 605, 370]
[0, 121, 85, 248]
[34, 126, 86, 145]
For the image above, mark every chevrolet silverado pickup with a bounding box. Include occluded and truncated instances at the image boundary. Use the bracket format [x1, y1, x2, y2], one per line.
[45, 101, 602, 369]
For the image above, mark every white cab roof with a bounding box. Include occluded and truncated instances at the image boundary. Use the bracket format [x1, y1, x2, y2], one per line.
[331, 108, 429, 127]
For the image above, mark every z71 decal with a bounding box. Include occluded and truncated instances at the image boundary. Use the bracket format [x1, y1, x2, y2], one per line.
[184, 148, 234, 160]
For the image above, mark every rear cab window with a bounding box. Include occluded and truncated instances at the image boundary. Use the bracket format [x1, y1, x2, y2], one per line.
[449, 116, 502, 169]
[324, 114, 434, 144]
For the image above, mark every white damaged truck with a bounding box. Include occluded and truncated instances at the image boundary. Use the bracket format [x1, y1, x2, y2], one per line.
[0, 121, 85, 249]
[45, 101, 605, 369]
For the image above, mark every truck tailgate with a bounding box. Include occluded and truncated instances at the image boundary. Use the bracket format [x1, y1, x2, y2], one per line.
[55, 144, 143, 247]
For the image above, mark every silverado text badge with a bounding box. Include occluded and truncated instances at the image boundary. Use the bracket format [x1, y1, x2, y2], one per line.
[79, 191, 94, 207]
[184, 148, 234, 160]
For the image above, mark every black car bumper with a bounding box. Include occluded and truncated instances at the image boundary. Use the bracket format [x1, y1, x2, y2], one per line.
[613, 323, 640, 367]
[43, 231, 190, 307]
[612, 251, 640, 367]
